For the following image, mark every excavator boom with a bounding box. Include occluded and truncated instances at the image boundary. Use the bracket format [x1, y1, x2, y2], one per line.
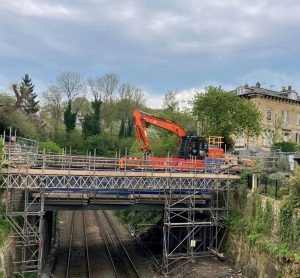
[133, 109, 187, 154]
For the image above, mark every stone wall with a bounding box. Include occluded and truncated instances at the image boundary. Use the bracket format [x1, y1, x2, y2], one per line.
[0, 237, 14, 278]
[226, 233, 300, 278]
[225, 191, 300, 278]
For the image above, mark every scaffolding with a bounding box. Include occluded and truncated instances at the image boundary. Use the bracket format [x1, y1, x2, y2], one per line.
[1, 139, 239, 277]
[208, 136, 224, 149]
[163, 177, 237, 274]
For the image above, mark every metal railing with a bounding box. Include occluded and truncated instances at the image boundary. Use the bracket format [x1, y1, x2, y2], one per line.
[2, 151, 242, 176]
[257, 176, 290, 199]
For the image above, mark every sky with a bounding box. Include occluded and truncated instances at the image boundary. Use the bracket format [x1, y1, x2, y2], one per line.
[0, 0, 300, 108]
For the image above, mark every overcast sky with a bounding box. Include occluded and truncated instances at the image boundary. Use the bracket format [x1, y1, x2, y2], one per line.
[0, 0, 299, 108]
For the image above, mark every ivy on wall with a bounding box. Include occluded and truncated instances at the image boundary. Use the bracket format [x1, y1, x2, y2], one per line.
[228, 176, 300, 262]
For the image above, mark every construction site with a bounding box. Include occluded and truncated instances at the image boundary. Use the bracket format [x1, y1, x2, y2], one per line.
[0, 132, 242, 277]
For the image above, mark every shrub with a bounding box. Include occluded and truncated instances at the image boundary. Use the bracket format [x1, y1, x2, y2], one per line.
[273, 141, 297, 152]
[39, 141, 62, 154]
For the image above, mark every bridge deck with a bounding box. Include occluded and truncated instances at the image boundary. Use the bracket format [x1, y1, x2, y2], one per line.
[3, 168, 240, 180]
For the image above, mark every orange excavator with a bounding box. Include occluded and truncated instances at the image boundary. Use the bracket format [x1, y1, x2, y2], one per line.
[133, 109, 208, 159]
[119, 109, 213, 171]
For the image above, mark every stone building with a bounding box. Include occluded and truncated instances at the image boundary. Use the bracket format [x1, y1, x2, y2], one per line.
[232, 82, 300, 151]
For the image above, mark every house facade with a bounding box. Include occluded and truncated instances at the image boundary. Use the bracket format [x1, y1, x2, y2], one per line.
[232, 82, 300, 151]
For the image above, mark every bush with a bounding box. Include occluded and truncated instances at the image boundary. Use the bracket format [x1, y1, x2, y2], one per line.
[39, 141, 62, 154]
[85, 133, 119, 157]
[273, 141, 297, 152]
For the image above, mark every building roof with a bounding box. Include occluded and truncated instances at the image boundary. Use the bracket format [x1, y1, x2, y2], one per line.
[234, 83, 300, 104]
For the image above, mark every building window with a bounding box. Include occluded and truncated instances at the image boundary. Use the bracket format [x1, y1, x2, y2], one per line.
[282, 111, 289, 123]
[289, 92, 297, 100]
[263, 130, 272, 147]
[297, 114, 300, 125]
[296, 133, 300, 143]
[283, 133, 290, 142]
[267, 108, 272, 121]
[236, 133, 244, 147]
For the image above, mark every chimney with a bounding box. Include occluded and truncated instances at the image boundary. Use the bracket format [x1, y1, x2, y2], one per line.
[256, 82, 260, 88]
[288, 85, 292, 91]
[281, 86, 286, 91]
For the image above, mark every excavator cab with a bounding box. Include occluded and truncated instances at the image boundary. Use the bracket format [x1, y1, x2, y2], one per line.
[178, 135, 208, 159]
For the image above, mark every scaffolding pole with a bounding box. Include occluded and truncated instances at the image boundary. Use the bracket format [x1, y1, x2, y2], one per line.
[162, 177, 232, 275]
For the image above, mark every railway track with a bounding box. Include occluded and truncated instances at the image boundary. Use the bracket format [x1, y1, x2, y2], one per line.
[95, 210, 140, 278]
[66, 210, 90, 278]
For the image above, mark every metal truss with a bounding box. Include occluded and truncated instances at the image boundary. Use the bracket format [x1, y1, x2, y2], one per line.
[3, 173, 238, 191]
[162, 178, 234, 275]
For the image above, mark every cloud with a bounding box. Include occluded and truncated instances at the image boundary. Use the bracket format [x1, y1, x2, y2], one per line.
[0, 0, 300, 99]
[0, 0, 77, 19]
[144, 91, 164, 109]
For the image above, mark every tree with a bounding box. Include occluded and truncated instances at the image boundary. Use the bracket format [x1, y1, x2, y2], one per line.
[163, 90, 179, 112]
[89, 73, 119, 103]
[57, 72, 83, 101]
[82, 100, 101, 137]
[72, 97, 92, 122]
[63, 101, 77, 133]
[117, 83, 144, 138]
[85, 74, 118, 135]
[99, 73, 119, 132]
[11, 83, 29, 109]
[42, 86, 64, 137]
[84, 75, 118, 137]
[192, 86, 262, 147]
[119, 117, 126, 138]
[21, 74, 39, 114]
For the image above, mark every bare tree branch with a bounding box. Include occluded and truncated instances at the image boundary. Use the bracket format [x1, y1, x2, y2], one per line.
[12, 83, 29, 109]
[57, 72, 83, 101]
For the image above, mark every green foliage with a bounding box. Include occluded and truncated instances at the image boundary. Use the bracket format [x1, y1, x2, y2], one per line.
[230, 192, 274, 245]
[119, 116, 134, 138]
[21, 74, 39, 115]
[227, 212, 242, 233]
[279, 203, 293, 243]
[264, 200, 274, 234]
[289, 166, 300, 207]
[192, 86, 262, 146]
[0, 219, 10, 246]
[157, 109, 196, 133]
[63, 101, 77, 133]
[230, 181, 300, 262]
[126, 117, 134, 137]
[0, 108, 41, 140]
[39, 141, 62, 154]
[273, 141, 297, 152]
[85, 134, 119, 156]
[0, 197, 10, 246]
[65, 129, 85, 154]
[115, 210, 162, 232]
[118, 117, 126, 138]
[23, 273, 37, 278]
[82, 100, 101, 137]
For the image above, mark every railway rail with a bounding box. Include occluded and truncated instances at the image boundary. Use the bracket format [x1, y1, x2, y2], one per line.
[95, 210, 140, 278]
[66, 211, 90, 278]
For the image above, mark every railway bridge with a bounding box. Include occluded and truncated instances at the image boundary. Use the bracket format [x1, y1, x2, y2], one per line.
[1, 146, 240, 277]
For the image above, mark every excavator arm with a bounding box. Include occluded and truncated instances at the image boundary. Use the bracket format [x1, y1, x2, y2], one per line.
[133, 109, 187, 154]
